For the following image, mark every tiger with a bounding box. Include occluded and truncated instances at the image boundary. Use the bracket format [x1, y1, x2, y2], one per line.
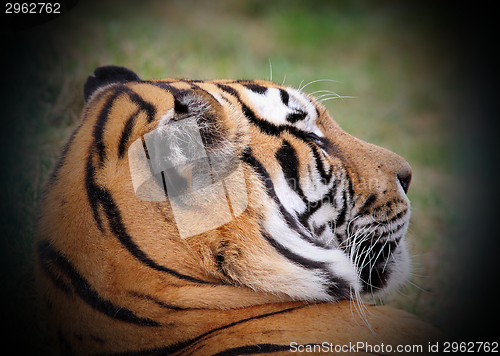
[35, 65, 443, 356]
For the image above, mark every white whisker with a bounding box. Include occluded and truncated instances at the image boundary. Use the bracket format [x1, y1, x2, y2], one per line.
[319, 95, 357, 103]
[382, 243, 392, 273]
[396, 288, 411, 298]
[409, 272, 432, 278]
[406, 279, 434, 294]
[268, 59, 273, 82]
[310, 89, 342, 97]
[370, 237, 389, 271]
[311, 90, 356, 101]
[298, 78, 342, 91]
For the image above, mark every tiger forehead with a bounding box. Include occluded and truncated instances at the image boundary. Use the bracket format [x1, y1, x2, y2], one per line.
[148, 79, 321, 130]
[149, 78, 313, 101]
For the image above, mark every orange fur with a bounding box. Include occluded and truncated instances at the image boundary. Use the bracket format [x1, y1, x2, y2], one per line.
[36, 68, 444, 355]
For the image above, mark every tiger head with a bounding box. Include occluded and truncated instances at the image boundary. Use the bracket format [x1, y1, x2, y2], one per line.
[38, 66, 412, 314]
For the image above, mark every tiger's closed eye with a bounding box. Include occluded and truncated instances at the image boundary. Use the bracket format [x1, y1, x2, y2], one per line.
[306, 132, 331, 151]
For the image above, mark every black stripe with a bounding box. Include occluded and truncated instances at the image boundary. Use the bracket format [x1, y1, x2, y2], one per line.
[314, 223, 327, 236]
[261, 231, 326, 270]
[243, 104, 281, 135]
[241, 150, 350, 295]
[174, 95, 189, 114]
[243, 148, 338, 249]
[306, 132, 333, 152]
[334, 190, 348, 228]
[389, 207, 408, 222]
[217, 85, 350, 247]
[141, 136, 150, 159]
[220, 81, 349, 233]
[241, 148, 316, 244]
[310, 144, 333, 183]
[217, 83, 329, 156]
[217, 83, 240, 98]
[93, 85, 157, 167]
[335, 232, 344, 246]
[243, 83, 268, 94]
[241, 148, 276, 201]
[96, 181, 213, 284]
[332, 173, 352, 245]
[275, 141, 342, 246]
[85, 154, 105, 232]
[323, 178, 340, 209]
[217, 83, 314, 140]
[37, 241, 160, 326]
[327, 280, 351, 299]
[177, 307, 304, 356]
[275, 140, 306, 200]
[84, 82, 212, 284]
[128, 291, 186, 311]
[261, 231, 350, 298]
[359, 193, 377, 214]
[297, 182, 340, 236]
[150, 81, 182, 95]
[94, 306, 305, 356]
[37, 241, 72, 296]
[127, 91, 157, 123]
[117, 91, 156, 159]
[93, 87, 127, 167]
[85, 144, 212, 284]
[118, 109, 139, 159]
[286, 110, 307, 123]
[161, 165, 190, 198]
[242, 103, 322, 145]
[212, 344, 291, 356]
[279, 89, 289, 106]
[298, 200, 323, 228]
[346, 170, 354, 201]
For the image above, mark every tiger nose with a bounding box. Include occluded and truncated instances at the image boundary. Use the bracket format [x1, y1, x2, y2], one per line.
[397, 165, 412, 194]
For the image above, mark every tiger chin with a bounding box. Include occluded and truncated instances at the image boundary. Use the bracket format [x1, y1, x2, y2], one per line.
[35, 66, 442, 355]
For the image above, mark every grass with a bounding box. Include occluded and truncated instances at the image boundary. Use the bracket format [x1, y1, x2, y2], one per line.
[1, 0, 471, 352]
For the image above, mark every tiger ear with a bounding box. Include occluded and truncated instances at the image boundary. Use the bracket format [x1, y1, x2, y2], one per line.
[83, 66, 141, 103]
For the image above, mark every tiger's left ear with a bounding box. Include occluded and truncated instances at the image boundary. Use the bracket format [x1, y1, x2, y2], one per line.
[84, 65, 141, 103]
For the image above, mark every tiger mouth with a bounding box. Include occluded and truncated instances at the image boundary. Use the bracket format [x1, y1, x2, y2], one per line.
[356, 235, 404, 293]
[340, 213, 410, 294]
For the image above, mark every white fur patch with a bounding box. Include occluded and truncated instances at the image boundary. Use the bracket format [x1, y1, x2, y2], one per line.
[244, 87, 323, 136]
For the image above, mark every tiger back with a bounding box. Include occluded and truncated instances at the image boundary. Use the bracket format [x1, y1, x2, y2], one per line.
[35, 66, 443, 355]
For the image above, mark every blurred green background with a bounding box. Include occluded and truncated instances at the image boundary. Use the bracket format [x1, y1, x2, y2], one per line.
[1, 0, 498, 353]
